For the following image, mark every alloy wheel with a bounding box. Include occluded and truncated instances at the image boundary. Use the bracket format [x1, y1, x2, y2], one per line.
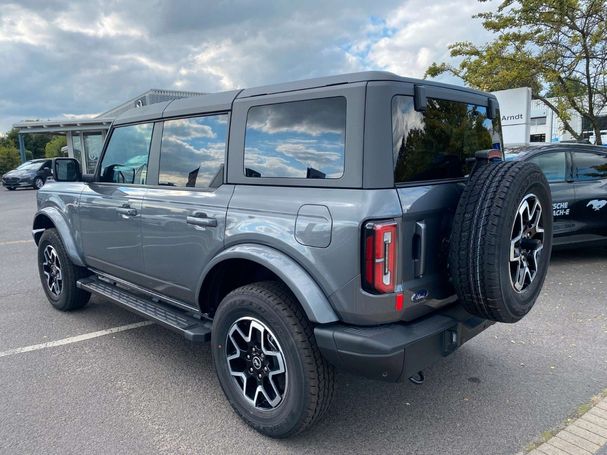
[509, 193, 544, 293]
[42, 245, 63, 297]
[225, 317, 287, 410]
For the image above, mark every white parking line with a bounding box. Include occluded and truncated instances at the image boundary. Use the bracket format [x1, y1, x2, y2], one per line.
[0, 239, 32, 246]
[0, 321, 154, 358]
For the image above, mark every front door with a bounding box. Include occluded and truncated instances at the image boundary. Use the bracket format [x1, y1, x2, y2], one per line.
[140, 113, 232, 304]
[527, 151, 576, 241]
[79, 122, 154, 284]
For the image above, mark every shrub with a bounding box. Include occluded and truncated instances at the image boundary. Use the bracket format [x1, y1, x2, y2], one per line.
[45, 135, 67, 158]
[0, 146, 20, 175]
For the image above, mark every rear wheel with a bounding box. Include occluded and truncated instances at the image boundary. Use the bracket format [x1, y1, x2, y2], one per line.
[37, 229, 91, 311]
[449, 161, 552, 323]
[211, 281, 334, 438]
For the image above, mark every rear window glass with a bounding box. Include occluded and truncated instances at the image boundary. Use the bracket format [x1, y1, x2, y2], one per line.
[573, 152, 607, 181]
[244, 97, 346, 179]
[159, 114, 228, 188]
[392, 96, 502, 184]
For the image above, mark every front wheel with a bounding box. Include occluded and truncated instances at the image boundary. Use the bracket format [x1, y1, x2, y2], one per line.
[37, 228, 91, 311]
[211, 281, 334, 438]
[6, 187, 16, 191]
[33, 177, 45, 190]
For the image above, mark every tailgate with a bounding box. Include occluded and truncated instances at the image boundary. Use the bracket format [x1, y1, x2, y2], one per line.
[397, 182, 464, 321]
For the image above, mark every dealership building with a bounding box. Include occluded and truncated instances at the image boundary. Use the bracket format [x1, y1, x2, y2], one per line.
[13, 89, 203, 171]
[492, 87, 607, 146]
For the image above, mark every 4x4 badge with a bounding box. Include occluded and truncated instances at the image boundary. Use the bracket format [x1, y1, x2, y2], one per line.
[587, 199, 607, 211]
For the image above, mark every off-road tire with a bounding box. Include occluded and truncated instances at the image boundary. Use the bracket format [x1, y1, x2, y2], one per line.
[449, 161, 552, 323]
[37, 228, 91, 311]
[212, 281, 335, 438]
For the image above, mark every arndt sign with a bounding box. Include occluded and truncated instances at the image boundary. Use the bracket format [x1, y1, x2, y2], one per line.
[492, 87, 532, 145]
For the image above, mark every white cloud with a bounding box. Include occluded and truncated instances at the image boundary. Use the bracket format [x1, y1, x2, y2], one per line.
[0, 0, 498, 133]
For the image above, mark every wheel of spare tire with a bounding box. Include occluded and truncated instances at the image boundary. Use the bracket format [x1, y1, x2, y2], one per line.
[211, 281, 334, 438]
[449, 161, 552, 323]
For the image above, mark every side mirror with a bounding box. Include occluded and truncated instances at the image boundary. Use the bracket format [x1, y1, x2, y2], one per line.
[53, 158, 82, 182]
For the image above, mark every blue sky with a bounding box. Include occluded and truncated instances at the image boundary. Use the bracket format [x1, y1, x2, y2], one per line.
[0, 0, 495, 133]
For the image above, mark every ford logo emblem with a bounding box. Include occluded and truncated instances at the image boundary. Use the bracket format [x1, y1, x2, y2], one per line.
[411, 289, 429, 303]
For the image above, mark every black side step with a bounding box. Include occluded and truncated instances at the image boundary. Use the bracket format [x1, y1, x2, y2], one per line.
[77, 276, 212, 342]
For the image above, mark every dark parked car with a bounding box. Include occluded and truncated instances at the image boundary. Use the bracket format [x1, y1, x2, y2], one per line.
[506, 144, 607, 246]
[2, 159, 52, 190]
[32, 71, 552, 438]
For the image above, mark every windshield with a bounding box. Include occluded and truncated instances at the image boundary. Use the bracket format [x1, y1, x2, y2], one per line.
[392, 96, 503, 184]
[16, 161, 43, 171]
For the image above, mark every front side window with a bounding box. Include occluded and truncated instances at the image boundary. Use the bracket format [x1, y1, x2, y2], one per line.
[244, 97, 346, 179]
[99, 123, 153, 184]
[528, 152, 567, 182]
[392, 96, 502, 184]
[573, 152, 607, 181]
[158, 114, 228, 188]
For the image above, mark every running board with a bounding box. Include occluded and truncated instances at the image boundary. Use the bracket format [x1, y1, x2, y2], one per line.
[77, 276, 212, 342]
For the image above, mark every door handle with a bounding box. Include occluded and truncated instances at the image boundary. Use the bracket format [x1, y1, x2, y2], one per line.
[116, 204, 138, 217]
[186, 212, 217, 228]
[413, 220, 426, 278]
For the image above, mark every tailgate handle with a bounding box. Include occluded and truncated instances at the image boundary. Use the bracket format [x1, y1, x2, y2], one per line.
[413, 220, 426, 278]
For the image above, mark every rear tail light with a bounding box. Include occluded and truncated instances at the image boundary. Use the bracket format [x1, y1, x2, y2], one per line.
[362, 220, 398, 294]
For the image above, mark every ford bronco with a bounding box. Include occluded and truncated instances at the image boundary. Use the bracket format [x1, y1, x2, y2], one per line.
[33, 71, 552, 438]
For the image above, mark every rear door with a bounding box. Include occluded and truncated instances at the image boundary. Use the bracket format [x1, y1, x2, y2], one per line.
[526, 151, 576, 241]
[389, 87, 502, 315]
[139, 113, 233, 304]
[79, 123, 153, 283]
[571, 151, 607, 240]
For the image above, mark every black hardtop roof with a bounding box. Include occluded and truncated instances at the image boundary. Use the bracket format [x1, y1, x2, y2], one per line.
[114, 71, 495, 125]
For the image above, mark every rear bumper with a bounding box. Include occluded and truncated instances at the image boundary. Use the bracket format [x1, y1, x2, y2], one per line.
[314, 305, 494, 382]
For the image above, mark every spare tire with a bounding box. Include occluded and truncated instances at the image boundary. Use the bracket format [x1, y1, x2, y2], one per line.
[449, 160, 552, 323]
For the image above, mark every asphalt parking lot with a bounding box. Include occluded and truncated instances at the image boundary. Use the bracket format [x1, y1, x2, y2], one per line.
[0, 188, 606, 455]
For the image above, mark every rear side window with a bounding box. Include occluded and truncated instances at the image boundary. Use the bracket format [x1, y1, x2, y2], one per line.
[392, 96, 502, 184]
[573, 152, 607, 181]
[528, 152, 567, 182]
[158, 114, 228, 188]
[244, 97, 346, 179]
[100, 123, 153, 184]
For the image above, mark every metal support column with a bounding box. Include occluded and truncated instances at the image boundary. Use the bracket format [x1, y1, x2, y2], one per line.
[18, 133, 26, 163]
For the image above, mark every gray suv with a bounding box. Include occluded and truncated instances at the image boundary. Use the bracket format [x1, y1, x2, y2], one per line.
[32, 71, 552, 438]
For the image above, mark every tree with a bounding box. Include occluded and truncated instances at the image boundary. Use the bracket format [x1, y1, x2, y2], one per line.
[426, 0, 607, 144]
[44, 136, 67, 158]
[0, 146, 20, 175]
[0, 128, 54, 158]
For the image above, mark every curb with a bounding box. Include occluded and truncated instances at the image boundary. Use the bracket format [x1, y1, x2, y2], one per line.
[528, 396, 607, 455]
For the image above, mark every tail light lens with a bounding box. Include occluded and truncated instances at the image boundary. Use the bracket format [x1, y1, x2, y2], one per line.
[363, 220, 398, 294]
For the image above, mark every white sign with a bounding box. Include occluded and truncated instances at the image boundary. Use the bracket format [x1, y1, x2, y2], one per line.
[492, 87, 532, 145]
